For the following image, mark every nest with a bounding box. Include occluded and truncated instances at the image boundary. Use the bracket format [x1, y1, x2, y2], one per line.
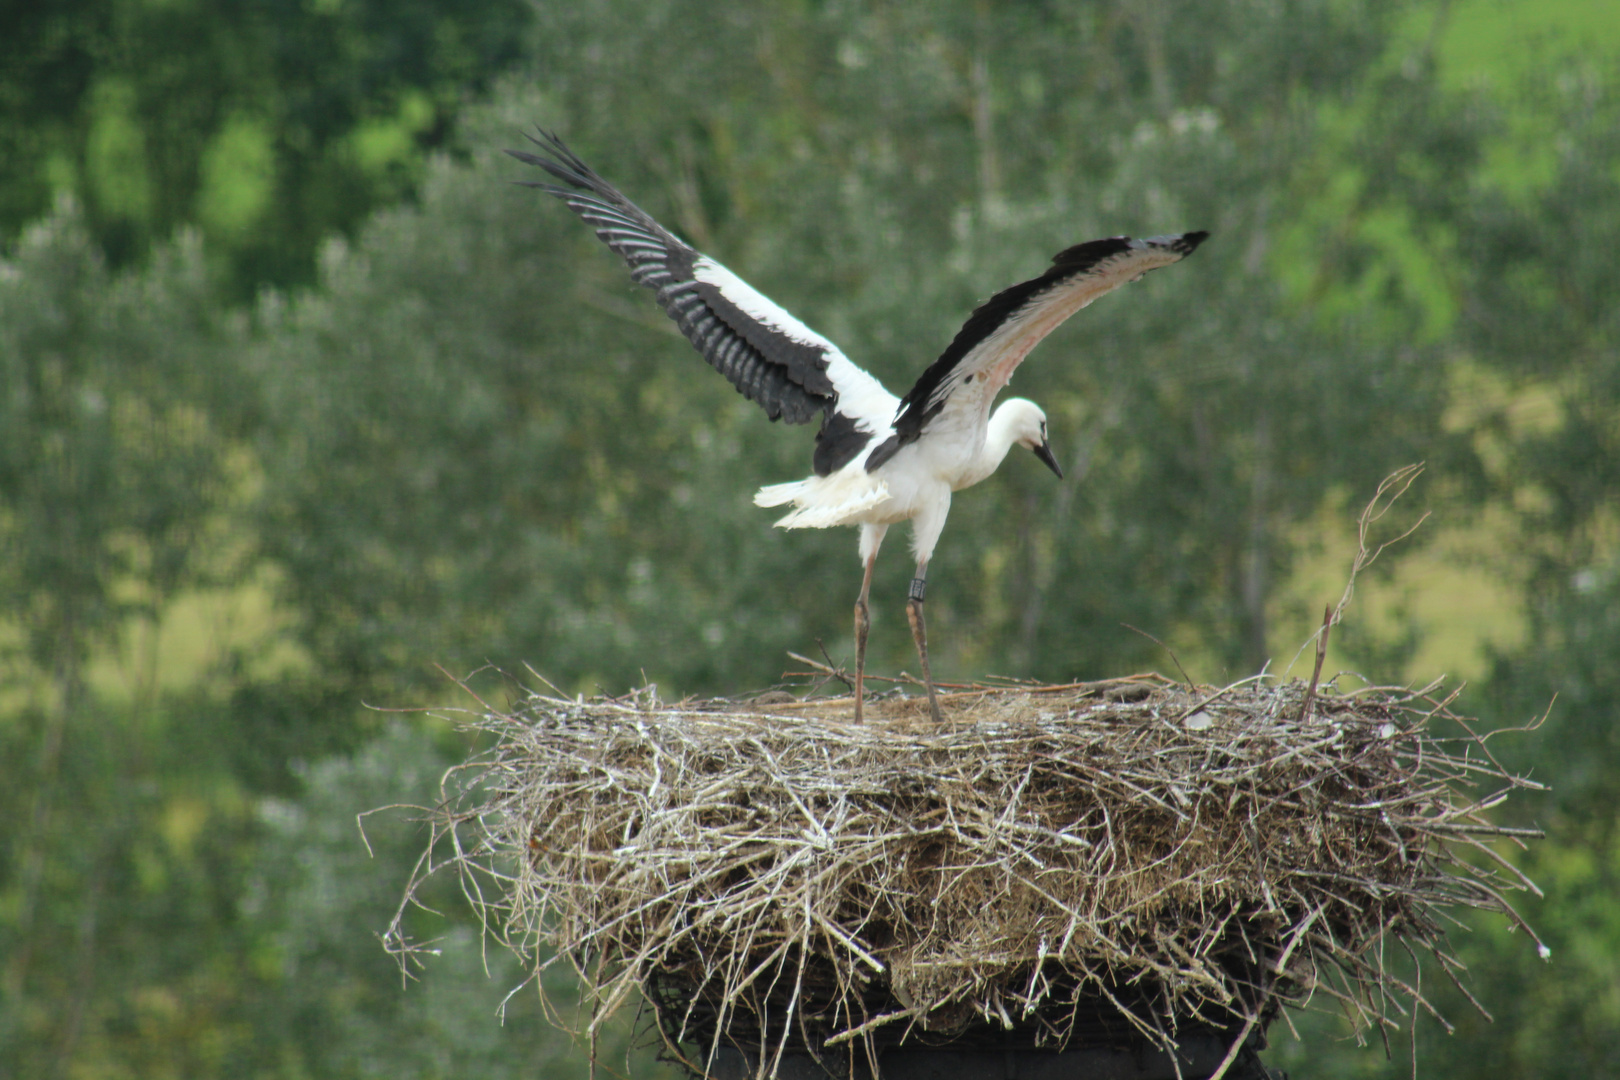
[387, 675, 1545, 1079]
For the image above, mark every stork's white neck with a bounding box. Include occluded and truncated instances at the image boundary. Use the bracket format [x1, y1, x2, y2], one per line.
[956, 400, 1035, 490]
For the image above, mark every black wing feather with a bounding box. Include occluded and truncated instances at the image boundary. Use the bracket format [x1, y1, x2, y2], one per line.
[508, 132, 832, 425]
[892, 238, 1129, 442]
[891, 232, 1208, 445]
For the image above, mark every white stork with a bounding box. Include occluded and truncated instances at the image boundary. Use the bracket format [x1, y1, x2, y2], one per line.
[510, 131, 1206, 722]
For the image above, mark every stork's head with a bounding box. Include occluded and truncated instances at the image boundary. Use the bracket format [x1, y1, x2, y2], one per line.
[997, 398, 1064, 480]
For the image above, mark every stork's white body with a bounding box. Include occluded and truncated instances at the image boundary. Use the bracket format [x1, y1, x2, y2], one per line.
[703, 257, 1048, 559]
[757, 398, 1040, 567]
[510, 130, 1207, 720]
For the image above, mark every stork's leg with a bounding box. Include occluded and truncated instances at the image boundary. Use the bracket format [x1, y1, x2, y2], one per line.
[852, 524, 888, 724]
[906, 574, 944, 723]
[853, 549, 877, 723]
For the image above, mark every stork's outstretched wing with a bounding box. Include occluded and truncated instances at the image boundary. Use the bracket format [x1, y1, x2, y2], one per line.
[869, 232, 1208, 469]
[509, 131, 897, 476]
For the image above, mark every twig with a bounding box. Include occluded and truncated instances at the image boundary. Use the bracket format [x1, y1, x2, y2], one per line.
[816, 639, 855, 693]
[1289, 464, 1430, 675]
[1206, 902, 1322, 1080]
[1336, 462, 1431, 624]
[1297, 604, 1334, 721]
[1122, 623, 1196, 687]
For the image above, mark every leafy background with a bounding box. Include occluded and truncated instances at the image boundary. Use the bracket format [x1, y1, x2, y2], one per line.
[2, 1, 1617, 1075]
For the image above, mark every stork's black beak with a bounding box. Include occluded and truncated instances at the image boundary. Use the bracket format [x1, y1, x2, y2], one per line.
[1033, 438, 1063, 479]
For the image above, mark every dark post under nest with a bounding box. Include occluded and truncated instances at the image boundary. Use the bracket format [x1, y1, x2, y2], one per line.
[385, 675, 1546, 1080]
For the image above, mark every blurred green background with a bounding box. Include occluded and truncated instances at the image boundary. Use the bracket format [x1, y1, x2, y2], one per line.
[2, 1, 1616, 1075]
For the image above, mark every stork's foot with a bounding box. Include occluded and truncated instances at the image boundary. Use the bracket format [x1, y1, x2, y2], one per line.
[906, 596, 944, 723]
[853, 596, 870, 724]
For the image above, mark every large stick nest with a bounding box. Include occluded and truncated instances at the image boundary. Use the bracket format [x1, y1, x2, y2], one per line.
[387, 675, 1545, 1077]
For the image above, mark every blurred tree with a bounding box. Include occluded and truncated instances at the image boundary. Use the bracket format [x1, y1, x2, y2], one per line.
[1461, 75, 1620, 815]
[0, 201, 242, 1072]
[0, 0, 532, 293]
[244, 723, 632, 1078]
[1412, 72, 1620, 1079]
[1269, 46, 1620, 1080]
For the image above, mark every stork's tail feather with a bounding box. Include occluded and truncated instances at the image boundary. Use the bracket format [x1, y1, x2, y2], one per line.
[754, 476, 892, 529]
[753, 480, 805, 509]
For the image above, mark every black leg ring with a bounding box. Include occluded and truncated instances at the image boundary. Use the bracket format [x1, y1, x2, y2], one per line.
[908, 577, 927, 603]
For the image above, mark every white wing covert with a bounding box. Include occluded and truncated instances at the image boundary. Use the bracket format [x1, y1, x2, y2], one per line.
[509, 130, 898, 476]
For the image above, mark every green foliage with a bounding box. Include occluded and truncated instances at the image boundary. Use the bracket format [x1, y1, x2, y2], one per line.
[0, 0, 533, 292]
[0, 201, 244, 1074]
[0, 692, 264, 1077]
[1277, 64, 1620, 1080]
[0, 199, 231, 687]
[1453, 74, 1620, 823]
[1410, 81, 1620, 1077]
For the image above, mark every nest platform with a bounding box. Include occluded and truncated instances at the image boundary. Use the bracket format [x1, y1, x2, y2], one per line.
[388, 675, 1544, 1079]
